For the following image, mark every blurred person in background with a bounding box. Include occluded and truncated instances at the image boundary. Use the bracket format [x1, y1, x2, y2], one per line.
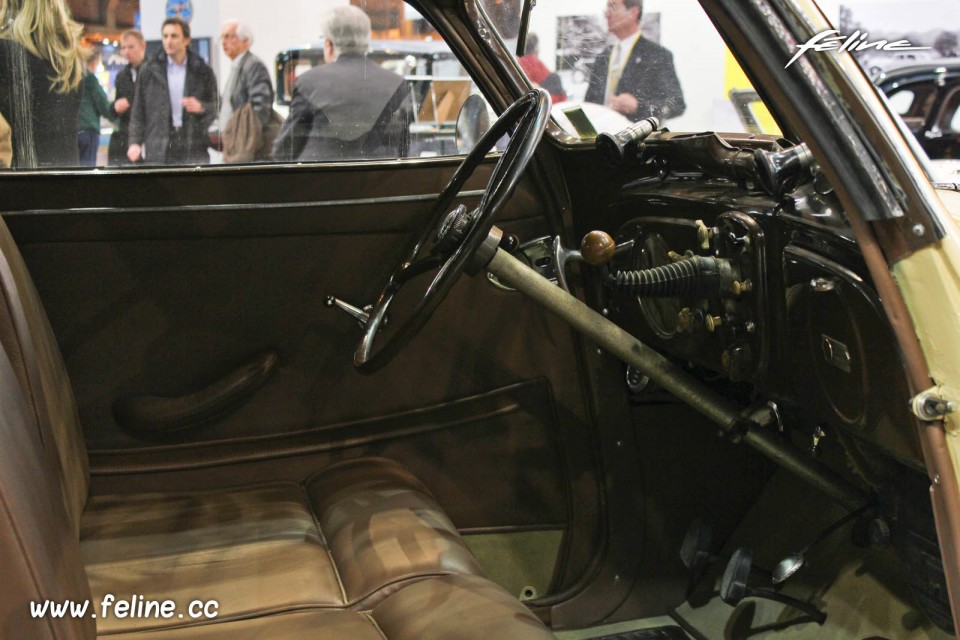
[78, 45, 114, 166]
[585, 0, 685, 121]
[518, 33, 566, 104]
[219, 19, 275, 162]
[128, 17, 217, 165]
[108, 29, 146, 165]
[0, 0, 84, 167]
[273, 6, 411, 162]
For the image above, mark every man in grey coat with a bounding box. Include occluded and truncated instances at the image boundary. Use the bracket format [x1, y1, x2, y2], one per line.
[219, 19, 274, 161]
[272, 6, 411, 162]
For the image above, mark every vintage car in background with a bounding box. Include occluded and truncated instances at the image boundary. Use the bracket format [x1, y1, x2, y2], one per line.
[1, 0, 959, 639]
[876, 60, 960, 163]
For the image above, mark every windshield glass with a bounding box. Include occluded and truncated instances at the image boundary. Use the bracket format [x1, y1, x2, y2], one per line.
[478, 0, 782, 139]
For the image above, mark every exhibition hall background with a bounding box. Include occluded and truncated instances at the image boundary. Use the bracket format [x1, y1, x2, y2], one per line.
[69, 0, 960, 137]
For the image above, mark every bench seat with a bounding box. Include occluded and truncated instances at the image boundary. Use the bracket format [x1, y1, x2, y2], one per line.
[82, 458, 482, 635]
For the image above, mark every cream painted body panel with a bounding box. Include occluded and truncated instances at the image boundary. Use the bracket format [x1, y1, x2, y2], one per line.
[894, 189, 960, 478]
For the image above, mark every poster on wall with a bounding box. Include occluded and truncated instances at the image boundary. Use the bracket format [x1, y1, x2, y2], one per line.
[823, 1, 960, 77]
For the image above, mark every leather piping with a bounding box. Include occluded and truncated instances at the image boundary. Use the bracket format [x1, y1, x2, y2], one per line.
[2, 190, 487, 218]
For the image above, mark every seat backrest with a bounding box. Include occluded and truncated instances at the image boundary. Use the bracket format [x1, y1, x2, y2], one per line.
[0, 218, 89, 533]
[0, 281, 95, 638]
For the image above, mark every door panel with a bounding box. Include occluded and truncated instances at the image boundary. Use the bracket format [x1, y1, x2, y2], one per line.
[3, 158, 602, 591]
[7, 161, 577, 452]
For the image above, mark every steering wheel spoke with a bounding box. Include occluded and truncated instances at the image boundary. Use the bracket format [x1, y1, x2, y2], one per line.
[354, 89, 550, 372]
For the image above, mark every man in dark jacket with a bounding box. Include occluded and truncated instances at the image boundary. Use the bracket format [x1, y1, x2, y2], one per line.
[585, 0, 685, 122]
[273, 6, 411, 162]
[219, 19, 274, 162]
[108, 29, 146, 165]
[127, 17, 218, 165]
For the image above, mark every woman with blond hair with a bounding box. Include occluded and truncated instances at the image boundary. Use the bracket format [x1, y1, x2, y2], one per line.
[0, 0, 84, 168]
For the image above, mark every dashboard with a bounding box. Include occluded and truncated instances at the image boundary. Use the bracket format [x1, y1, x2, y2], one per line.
[601, 184, 923, 469]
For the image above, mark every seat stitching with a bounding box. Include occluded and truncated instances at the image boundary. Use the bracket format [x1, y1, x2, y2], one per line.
[364, 611, 391, 640]
[94, 602, 356, 635]
[348, 570, 462, 609]
[300, 480, 348, 604]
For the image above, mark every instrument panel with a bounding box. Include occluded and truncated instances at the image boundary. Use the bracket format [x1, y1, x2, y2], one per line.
[610, 212, 767, 383]
[605, 209, 923, 466]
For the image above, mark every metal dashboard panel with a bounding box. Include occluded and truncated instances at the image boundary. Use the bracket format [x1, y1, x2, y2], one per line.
[784, 245, 921, 463]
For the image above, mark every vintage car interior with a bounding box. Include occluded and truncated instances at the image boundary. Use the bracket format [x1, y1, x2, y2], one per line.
[2, 0, 960, 638]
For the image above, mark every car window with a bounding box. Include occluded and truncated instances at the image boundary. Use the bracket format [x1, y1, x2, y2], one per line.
[949, 96, 960, 133]
[0, 0, 487, 170]
[477, 0, 782, 138]
[884, 82, 938, 133]
[887, 88, 917, 116]
[936, 85, 960, 133]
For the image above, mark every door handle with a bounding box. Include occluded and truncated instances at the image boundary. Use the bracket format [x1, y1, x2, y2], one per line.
[113, 350, 279, 435]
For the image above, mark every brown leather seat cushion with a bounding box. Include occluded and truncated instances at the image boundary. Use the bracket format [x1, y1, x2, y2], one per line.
[82, 457, 482, 635]
[104, 575, 556, 639]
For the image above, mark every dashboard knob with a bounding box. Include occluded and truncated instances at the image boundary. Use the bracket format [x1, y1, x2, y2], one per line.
[677, 308, 697, 333]
[580, 231, 616, 266]
[732, 280, 753, 297]
[695, 220, 714, 250]
[667, 250, 686, 262]
[705, 314, 723, 333]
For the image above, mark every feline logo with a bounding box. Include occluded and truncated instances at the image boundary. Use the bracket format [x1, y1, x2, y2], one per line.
[785, 30, 930, 68]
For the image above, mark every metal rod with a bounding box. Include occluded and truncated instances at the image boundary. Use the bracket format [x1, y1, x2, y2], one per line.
[486, 247, 868, 510]
[489, 248, 741, 429]
[516, 0, 533, 58]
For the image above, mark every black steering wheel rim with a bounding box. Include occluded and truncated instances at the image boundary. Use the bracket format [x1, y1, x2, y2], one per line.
[355, 89, 550, 372]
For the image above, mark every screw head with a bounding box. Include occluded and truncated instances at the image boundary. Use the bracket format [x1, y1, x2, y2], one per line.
[912, 223, 926, 237]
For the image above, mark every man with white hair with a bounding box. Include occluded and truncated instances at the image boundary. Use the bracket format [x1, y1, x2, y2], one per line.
[273, 5, 411, 161]
[219, 19, 274, 161]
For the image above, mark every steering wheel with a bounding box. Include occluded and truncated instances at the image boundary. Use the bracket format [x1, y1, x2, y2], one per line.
[355, 89, 550, 372]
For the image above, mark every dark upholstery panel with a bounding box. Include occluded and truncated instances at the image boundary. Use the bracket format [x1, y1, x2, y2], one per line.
[0, 218, 89, 532]
[0, 337, 94, 639]
[88, 380, 571, 531]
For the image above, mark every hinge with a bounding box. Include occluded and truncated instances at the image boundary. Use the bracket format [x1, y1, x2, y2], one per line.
[910, 386, 957, 422]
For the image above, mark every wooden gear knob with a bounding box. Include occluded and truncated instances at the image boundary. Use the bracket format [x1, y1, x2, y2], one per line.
[580, 230, 616, 266]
